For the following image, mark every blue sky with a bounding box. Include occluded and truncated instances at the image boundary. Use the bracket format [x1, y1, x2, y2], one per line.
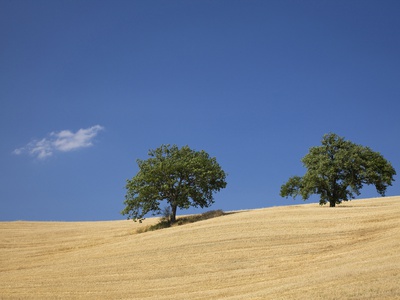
[1, 0, 399, 221]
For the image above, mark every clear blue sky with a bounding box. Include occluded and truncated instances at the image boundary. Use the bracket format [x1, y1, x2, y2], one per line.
[1, 0, 399, 221]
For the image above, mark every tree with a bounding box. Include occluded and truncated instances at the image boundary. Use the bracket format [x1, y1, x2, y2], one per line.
[121, 144, 227, 223]
[280, 133, 396, 207]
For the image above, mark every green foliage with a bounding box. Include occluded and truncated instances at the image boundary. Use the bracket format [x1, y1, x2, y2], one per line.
[280, 133, 396, 207]
[122, 144, 227, 223]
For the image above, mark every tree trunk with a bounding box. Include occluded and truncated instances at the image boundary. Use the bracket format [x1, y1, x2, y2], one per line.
[170, 204, 177, 224]
[329, 200, 336, 207]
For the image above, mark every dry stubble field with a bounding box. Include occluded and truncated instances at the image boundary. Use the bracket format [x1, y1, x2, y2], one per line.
[1, 196, 400, 299]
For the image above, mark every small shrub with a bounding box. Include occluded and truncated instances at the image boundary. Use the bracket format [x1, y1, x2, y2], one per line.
[161, 206, 172, 223]
[148, 220, 171, 231]
[136, 209, 226, 233]
[201, 209, 225, 220]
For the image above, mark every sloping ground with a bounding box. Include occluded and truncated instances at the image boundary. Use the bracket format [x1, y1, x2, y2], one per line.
[1, 196, 400, 299]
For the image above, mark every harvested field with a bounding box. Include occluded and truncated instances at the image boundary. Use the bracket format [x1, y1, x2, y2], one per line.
[1, 196, 400, 299]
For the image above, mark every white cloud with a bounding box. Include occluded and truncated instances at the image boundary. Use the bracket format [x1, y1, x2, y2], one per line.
[13, 125, 104, 159]
[52, 125, 104, 152]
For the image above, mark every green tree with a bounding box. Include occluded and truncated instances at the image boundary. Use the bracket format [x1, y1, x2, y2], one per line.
[122, 144, 227, 223]
[280, 133, 396, 207]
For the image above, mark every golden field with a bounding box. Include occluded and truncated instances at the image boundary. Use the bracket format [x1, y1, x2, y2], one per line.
[1, 196, 400, 299]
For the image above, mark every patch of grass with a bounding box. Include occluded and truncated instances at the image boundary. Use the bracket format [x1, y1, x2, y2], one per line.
[137, 210, 226, 233]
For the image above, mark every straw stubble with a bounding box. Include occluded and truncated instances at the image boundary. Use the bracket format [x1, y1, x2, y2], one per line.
[1, 196, 399, 299]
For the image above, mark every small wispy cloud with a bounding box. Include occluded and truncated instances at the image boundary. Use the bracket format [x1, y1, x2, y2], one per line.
[13, 125, 104, 159]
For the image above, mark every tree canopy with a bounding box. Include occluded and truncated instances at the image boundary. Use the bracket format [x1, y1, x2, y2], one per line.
[280, 133, 396, 207]
[121, 144, 227, 223]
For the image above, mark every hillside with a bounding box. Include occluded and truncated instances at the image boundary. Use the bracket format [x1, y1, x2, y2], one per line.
[1, 196, 400, 299]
